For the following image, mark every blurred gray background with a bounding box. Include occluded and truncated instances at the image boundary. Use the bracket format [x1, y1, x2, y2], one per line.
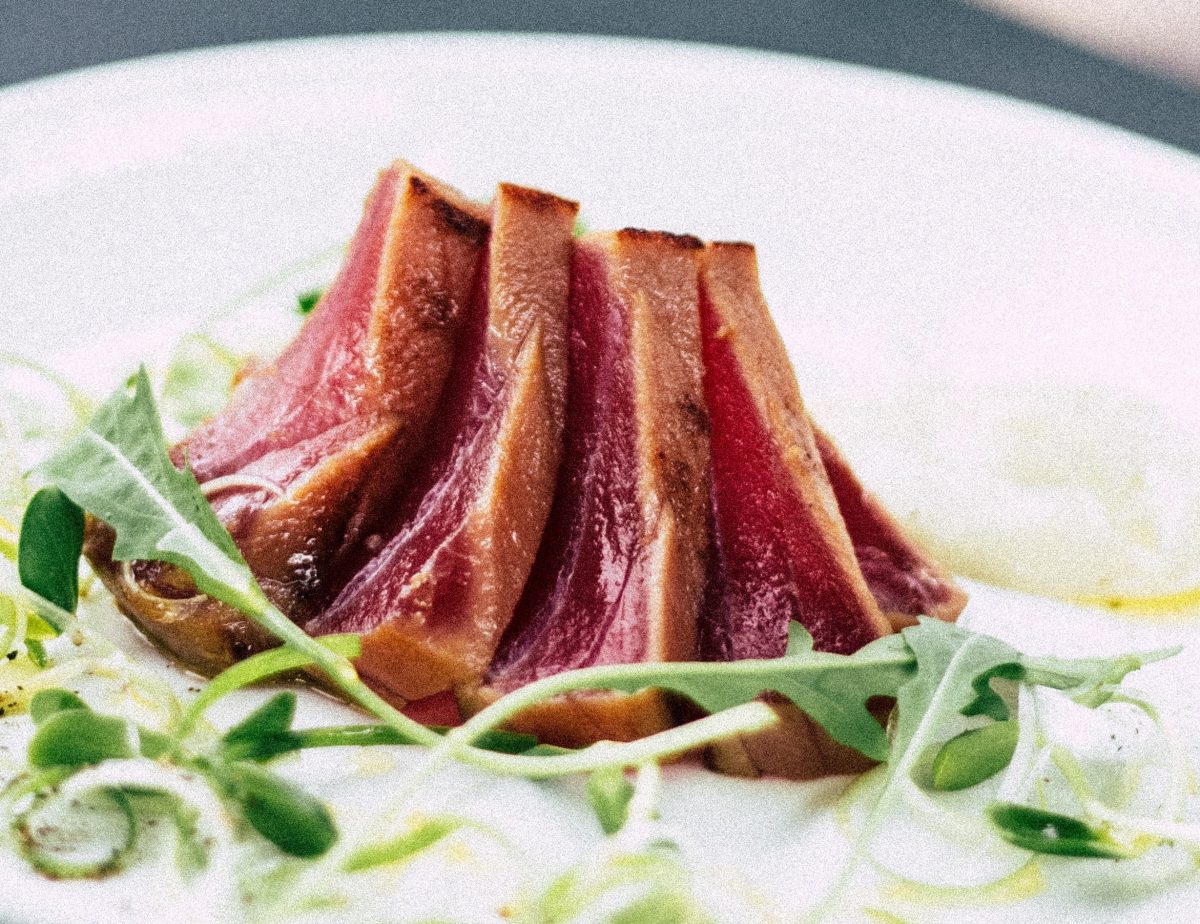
[2, 0, 1199, 154]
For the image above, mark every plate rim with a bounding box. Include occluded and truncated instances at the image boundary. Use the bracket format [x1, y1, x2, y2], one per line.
[2, 30, 1199, 191]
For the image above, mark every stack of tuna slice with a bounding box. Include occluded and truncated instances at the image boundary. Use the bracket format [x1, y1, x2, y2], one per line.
[85, 161, 967, 777]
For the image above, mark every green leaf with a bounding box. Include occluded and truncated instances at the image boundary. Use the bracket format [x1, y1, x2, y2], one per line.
[343, 816, 470, 873]
[961, 647, 1174, 720]
[988, 803, 1135, 859]
[805, 618, 1170, 921]
[542, 631, 913, 761]
[296, 288, 324, 316]
[895, 620, 1160, 759]
[37, 367, 255, 608]
[222, 692, 296, 753]
[30, 710, 137, 768]
[222, 762, 336, 858]
[18, 486, 84, 616]
[587, 766, 635, 835]
[930, 719, 1020, 791]
[178, 634, 362, 737]
[29, 688, 89, 724]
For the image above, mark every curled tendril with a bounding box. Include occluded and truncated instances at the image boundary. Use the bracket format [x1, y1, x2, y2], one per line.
[117, 475, 285, 606]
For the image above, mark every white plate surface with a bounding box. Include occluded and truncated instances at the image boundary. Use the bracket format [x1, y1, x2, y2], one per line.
[3, 33, 1200, 924]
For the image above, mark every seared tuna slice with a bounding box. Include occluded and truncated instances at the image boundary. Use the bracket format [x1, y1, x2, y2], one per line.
[697, 242, 894, 778]
[307, 184, 578, 705]
[698, 242, 891, 662]
[476, 230, 710, 747]
[812, 424, 968, 628]
[85, 163, 489, 674]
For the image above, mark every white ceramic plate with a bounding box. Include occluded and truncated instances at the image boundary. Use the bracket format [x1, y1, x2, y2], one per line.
[3, 33, 1200, 924]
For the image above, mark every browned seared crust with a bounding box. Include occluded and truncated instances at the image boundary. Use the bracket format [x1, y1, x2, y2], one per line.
[466, 229, 710, 744]
[703, 241, 891, 638]
[617, 230, 710, 668]
[699, 241, 892, 778]
[706, 698, 879, 779]
[477, 689, 676, 749]
[363, 164, 490, 425]
[487, 185, 578, 405]
[85, 163, 489, 677]
[351, 184, 576, 704]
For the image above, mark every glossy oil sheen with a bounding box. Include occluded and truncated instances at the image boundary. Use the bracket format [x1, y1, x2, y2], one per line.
[697, 287, 882, 659]
[487, 245, 647, 689]
[311, 255, 500, 631]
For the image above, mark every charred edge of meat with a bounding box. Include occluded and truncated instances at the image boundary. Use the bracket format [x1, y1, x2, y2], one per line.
[407, 173, 489, 242]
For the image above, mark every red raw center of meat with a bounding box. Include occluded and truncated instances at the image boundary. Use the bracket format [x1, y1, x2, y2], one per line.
[486, 245, 647, 689]
[184, 169, 398, 482]
[312, 252, 500, 629]
[697, 286, 881, 659]
[816, 430, 953, 619]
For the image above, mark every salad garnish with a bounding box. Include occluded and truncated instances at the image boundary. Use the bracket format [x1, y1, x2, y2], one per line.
[0, 307, 1189, 921]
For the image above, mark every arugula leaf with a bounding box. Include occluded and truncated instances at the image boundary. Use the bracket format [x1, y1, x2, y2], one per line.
[461, 631, 912, 764]
[38, 368, 253, 606]
[805, 618, 1167, 921]
[894, 620, 1160, 765]
[962, 648, 1174, 720]
[18, 486, 84, 615]
[587, 766, 635, 835]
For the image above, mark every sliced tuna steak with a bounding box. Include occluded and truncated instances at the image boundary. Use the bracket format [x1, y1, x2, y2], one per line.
[84, 163, 489, 674]
[697, 241, 895, 778]
[698, 242, 892, 661]
[475, 230, 710, 747]
[812, 424, 968, 628]
[307, 184, 578, 705]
